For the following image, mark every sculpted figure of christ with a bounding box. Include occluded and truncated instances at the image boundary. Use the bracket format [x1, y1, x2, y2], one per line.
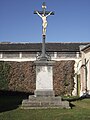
[36, 11, 52, 35]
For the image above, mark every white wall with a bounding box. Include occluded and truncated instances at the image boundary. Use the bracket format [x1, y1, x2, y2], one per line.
[80, 48, 90, 96]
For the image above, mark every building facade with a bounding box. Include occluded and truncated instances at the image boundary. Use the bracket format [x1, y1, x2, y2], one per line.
[80, 44, 90, 96]
[0, 42, 90, 96]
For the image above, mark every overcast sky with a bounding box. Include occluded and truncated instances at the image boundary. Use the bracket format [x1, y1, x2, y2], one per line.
[0, 0, 90, 43]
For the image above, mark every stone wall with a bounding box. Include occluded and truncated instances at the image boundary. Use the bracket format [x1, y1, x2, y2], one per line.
[0, 61, 75, 95]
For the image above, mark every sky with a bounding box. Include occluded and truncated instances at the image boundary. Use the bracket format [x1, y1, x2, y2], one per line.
[0, 0, 90, 43]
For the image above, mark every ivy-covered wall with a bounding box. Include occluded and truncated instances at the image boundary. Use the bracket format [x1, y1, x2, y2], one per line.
[8, 61, 36, 93]
[53, 61, 75, 96]
[0, 61, 75, 95]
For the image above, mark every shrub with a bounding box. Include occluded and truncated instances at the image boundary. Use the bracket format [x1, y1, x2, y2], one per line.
[0, 61, 10, 90]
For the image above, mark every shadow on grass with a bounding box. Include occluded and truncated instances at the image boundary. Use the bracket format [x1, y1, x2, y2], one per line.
[62, 95, 90, 102]
[69, 103, 75, 109]
[0, 90, 33, 113]
[62, 94, 90, 108]
[0, 91, 90, 112]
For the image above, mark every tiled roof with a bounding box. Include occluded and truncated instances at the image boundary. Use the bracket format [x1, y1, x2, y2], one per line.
[81, 44, 90, 51]
[0, 42, 90, 52]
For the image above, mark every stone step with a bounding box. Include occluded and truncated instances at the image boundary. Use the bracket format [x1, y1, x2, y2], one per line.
[22, 100, 61, 106]
[21, 96, 70, 109]
[28, 95, 62, 101]
[22, 100, 65, 107]
[34, 90, 55, 97]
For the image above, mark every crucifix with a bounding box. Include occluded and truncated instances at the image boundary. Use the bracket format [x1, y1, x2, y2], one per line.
[34, 2, 54, 60]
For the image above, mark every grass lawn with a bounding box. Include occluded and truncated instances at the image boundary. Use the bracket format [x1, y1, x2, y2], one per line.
[0, 92, 90, 120]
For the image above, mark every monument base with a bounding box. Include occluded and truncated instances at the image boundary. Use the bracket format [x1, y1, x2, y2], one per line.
[34, 90, 55, 97]
[21, 95, 70, 109]
[21, 60, 70, 109]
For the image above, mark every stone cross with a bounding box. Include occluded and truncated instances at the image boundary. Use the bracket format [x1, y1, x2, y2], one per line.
[34, 2, 54, 60]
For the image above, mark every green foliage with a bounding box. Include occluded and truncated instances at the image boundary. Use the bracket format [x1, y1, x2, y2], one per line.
[0, 61, 10, 90]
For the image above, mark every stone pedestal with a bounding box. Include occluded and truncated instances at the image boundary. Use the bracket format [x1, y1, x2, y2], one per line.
[35, 61, 55, 97]
[21, 60, 70, 109]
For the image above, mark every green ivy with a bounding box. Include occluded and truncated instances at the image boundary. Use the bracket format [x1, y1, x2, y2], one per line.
[0, 61, 10, 90]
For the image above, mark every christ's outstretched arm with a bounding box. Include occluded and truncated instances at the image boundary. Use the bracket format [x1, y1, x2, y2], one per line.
[36, 11, 42, 18]
[46, 11, 52, 17]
